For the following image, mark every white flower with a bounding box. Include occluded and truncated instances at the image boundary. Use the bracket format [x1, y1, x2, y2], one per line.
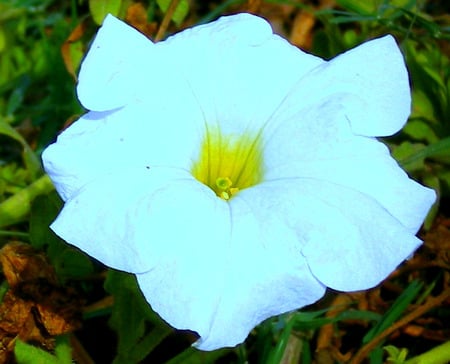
[42, 13, 436, 350]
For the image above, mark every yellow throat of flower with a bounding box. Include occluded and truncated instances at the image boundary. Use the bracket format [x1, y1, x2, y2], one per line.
[191, 126, 264, 201]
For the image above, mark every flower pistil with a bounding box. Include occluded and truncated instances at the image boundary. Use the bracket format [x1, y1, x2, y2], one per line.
[191, 126, 264, 200]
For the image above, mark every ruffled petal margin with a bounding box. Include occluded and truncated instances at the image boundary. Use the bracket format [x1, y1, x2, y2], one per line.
[195, 194, 326, 350]
[137, 188, 327, 350]
[77, 14, 155, 111]
[159, 13, 324, 136]
[264, 101, 436, 234]
[50, 167, 229, 275]
[266, 35, 411, 138]
[239, 179, 422, 291]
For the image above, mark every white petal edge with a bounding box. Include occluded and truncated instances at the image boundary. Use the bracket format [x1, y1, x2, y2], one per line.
[77, 15, 155, 111]
[246, 178, 423, 291]
[263, 101, 436, 233]
[268, 35, 411, 138]
[328, 35, 411, 136]
[193, 192, 326, 350]
[50, 167, 229, 275]
[42, 97, 205, 202]
[158, 13, 324, 137]
[137, 186, 326, 350]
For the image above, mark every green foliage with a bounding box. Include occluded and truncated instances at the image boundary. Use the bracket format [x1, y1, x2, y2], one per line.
[29, 194, 94, 281]
[156, 0, 189, 25]
[363, 280, 422, 344]
[0, 174, 53, 228]
[315, 0, 450, 211]
[363, 280, 423, 364]
[89, 0, 123, 25]
[164, 347, 231, 364]
[14, 335, 72, 364]
[0, 119, 40, 180]
[404, 341, 450, 364]
[385, 345, 409, 364]
[104, 270, 173, 364]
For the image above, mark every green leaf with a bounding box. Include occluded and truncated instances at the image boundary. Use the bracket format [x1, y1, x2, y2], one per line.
[54, 335, 72, 363]
[266, 309, 380, 364]
[30, 193, 94, 281]
[363, 280, 423, 344]
[14, 336, 72, 364]
[411, 90, 438, 124]
[267, 315, 296, 364]
[156, 0, 189, 26]
[29, 192, 62, 249]
[404, 341, 450, 364]
[0, 174, 54, 228]
[402, 120, 439, 144]
[385, 345, 408, 363]
[89, 0, 122, 25]
[334, 0, 376, 15]
[399, 137, 450, 167]
[391, 141, 426, 173]
[14, 340, 59, 364]
[421, 174, 439, 230]
[104, 270, 173, 364]
[52, 246, 94, 280]
[0, 26, 6, 53]
[0, 118, 41, 178]
[405, 41, 449, 124]
[336, 309, 381, 322]
[165, 347, 231, 364]
[291, 308, 380, 332]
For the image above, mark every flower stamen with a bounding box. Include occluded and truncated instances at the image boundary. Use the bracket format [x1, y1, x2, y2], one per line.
[191, 126, 264, 201]
[215, 177, 239, 200]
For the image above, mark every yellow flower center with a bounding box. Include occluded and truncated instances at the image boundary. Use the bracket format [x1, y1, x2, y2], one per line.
[191, 126, 264, 200]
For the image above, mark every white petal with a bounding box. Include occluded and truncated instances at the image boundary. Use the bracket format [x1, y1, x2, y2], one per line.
[297, 180, 423, 291]
[136, 186, 325, 350]
[133, 183, 232, 340]
[77, 15, 156, 111]
[51, 167, 225, 274]
[242, 179, 422, 292]
[42, 100, 205, 201]
[268, 35, 410, 137]
[159, 13, 324, 135]
[191, 192, 326, 350]
[264, 101, 435, 233]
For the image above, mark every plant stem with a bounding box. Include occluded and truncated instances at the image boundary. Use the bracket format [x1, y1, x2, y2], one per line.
[405, 341, 450, 364]
[0, 174, 54, 228]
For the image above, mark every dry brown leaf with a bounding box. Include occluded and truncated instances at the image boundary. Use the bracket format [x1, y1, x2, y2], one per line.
[290, 11, 316, 50]
[61, 19, 88, 81]
[126, 2, 158, 38]
[247, 0, 262, 14]
[0, 242, 83, 363]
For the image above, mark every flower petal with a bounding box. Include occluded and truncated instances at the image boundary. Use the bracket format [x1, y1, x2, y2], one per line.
[264, 101, 435, 234]
[193, 193, 326, 350]
[77, 14, 155, 111]
[137, 186, 326, 350]
[159, 13, 324, 135]
[241, 179, 422, 291]
[297, 180, 423, 291]
[267, 35, 410, 137]
[130, 184, 233, 341]
[50, 167, 227, 274]
[43, 100, 205, 201]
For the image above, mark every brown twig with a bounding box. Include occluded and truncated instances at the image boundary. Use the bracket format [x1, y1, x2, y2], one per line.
[349, 289, 450, 364]
[154, 0, 180, 42]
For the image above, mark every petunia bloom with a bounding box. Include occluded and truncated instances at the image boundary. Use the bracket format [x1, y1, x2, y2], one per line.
[42, 13, 436, 350]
